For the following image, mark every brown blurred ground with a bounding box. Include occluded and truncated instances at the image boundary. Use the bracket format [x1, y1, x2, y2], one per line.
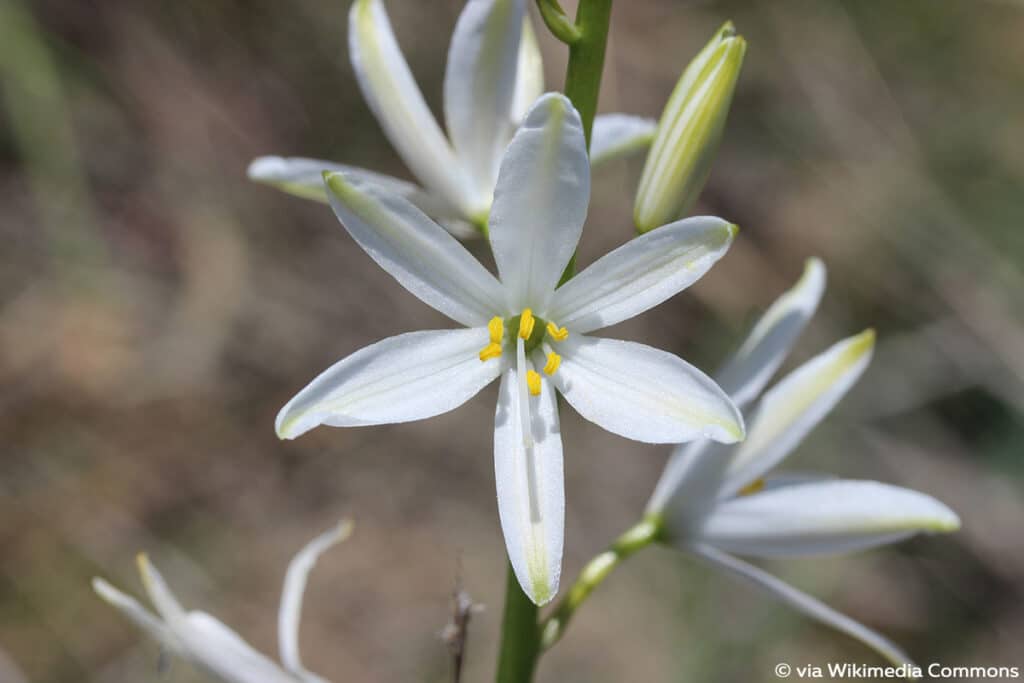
[1, 0, 1023, 681]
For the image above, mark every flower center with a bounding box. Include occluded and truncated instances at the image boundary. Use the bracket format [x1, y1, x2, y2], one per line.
[478, 310, 568, 395]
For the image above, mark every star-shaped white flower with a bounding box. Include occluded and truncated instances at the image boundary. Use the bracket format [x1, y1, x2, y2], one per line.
[92, 522, 351, 683]
[647, 259, 960, 666]
[275, 93, 744, 604]
[247, 0, 655, 235]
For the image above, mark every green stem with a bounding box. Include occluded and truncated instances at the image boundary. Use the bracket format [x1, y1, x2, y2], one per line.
[540, 517, 661, 650]
[562, 0, 613, 148]
[495, 563, 541, 683]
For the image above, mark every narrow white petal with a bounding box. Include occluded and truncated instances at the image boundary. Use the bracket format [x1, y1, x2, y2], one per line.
[692, 545, 917, 668]
[349, 0, 473, 214]
[136, 554, 187, 623]
[549, 216, 736, 334]
[279, 521, 353, 680]
[325, 172, 504, 326]
[589, 114, 657, 167]
[698, 480, 961, 557]
[509, 17, 544, 125]
[92, 577, 178, 652]
[646, 439, 732, 520]
[247, 156, 454, 213]
[552, 336, 743, 444]
[178, 613, 297, 683]
[494, 365, 564, 605]
[489, 93, 589, 313]
[715, 258, 826, 407]
[444, 0, 525, 207]
[276, 328, 502, 439]
[721, 329, 874, 496]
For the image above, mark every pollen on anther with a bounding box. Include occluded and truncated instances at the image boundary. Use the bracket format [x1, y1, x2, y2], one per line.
[543, 352, 561, 375]
[546, 321, 569, 342]
[488, 316, 504, 344]
[518, 309, 535, 339]
[738, 478, 765, 496]
[479, 343, 502, 361]
[526, 369, 542, 396]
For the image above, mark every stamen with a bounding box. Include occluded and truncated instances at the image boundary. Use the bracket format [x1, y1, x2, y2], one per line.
[488, 316, 504, 344]
[738, 478, 765, 496]
[546, 321, 569, 342]
[543, 351, 561, 375]
[518, 308, 535, 339]
[479, 343, 502, 361]
[526, 370, 542, 396]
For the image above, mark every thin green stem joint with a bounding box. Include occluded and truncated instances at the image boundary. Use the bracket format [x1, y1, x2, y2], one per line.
[496, 563, 541, 683]
[540, 516, 662, 650]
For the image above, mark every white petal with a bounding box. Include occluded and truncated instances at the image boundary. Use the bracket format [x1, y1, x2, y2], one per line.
[510, 17, 544, 125]
[645, 439, 732, 520]
[589, 114, 657, 167]
[698, 480, 961, 557]
[489, 93, 589, 313]
[548, 216, 735, 334]
[92, 577, 178, 652]
[348, 0, 473, 215]
[178, 613, 297, 683]
[324, 171, 504, 326]
[444, 0, 525, 208]
[279, 521, 353, 680]
[494, 365, 564, 605]
[552, 335, 743, 444]
[277, 328, 502, 439]
[715, 258, 826, 407]
[136, 554, 187, 623]
[721, 329, 874, 497]
[247, 156, 454, 213]
[691, 544, 917, 668]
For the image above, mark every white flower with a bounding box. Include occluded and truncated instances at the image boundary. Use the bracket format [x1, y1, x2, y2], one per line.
[275, 93, 744, 605]
[247, 0, 655, 235]
[647, 258, 960, 666]
[92, 522, 352, 683]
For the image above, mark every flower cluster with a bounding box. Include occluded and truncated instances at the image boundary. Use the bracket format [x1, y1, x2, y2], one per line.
[95, 0, 960, 679]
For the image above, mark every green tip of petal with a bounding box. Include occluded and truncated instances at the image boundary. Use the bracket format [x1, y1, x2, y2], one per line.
[853, 328, 876, 354]
[728, 223, 740, 238]
[719, 20, 737, 38]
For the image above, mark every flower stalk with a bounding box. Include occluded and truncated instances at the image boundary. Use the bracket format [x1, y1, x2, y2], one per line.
[540, 517, 661, 650]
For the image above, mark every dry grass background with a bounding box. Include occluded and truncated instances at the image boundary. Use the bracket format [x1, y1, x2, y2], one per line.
[1, 0, 1022, 681]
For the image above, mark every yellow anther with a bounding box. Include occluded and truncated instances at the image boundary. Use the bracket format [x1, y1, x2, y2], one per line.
[738, 478, 765, 496]
[488, 316, 504, 344]
[518, 308, 535, 339]
[526, 370, 542, 396]
[543, 352, 561, 375]
[546, 321, 569, 342]
[479, 343, 502, 361]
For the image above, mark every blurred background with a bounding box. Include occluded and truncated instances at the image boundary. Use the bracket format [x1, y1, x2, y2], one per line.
[2, 0, 1022, 681]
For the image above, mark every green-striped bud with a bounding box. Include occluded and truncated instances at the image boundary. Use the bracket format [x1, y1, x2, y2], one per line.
[634, 22, 746, 233]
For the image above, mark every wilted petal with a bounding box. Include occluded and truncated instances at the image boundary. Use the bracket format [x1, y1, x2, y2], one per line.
[494, 366, 564, 605]
[692, 544, 917, 668]
[325, 172, 504, 326]
[349, 0, 472, 213]
[444, 0, 525, 207]
[548, 216, 735, 334]
[552, 336, 743, 444]
[279, 521, 353, 680]
[179, 613, 297, 683]
[276, 328, 502, 439]
[489, 93, 589, 313]
[721, 329, 874, 497]
[589, 114, 656, 166]
[715, 258, 826, 407]
[510, 17, 544, 125]
[698, 480, 960, 557]
[92, 577, 177, 652]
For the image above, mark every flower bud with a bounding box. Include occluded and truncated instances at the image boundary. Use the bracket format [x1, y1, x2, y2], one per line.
[634, 22, 746, 233]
